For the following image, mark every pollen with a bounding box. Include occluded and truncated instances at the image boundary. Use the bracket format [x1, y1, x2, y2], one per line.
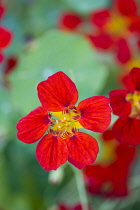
[126, 91, 140, 118]
[50, 107, 83, 138]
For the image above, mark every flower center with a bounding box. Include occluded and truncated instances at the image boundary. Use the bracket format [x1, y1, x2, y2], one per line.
[126, 58, 140, 72]
[96, 140, 117, 166]
[126, 91, 140, 118]
[104, 13, 129, 36]
[50, 107, 82, 138]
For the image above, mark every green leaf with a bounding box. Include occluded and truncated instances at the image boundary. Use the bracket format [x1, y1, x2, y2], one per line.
[0, 87, 12, 135]
[62, 0, 110, 13]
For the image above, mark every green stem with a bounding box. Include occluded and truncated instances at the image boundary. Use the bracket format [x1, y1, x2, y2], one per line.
[72, 166, 89, 210]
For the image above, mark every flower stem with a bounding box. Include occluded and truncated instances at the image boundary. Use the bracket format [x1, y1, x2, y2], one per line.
[72, 166, 89, 210]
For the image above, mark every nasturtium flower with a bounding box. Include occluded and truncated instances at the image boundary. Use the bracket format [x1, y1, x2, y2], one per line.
[84, 128, 136, 198]
[109, 67, 140, 145]
[17, 72, 111, 171]
[88, 0, 140, 64]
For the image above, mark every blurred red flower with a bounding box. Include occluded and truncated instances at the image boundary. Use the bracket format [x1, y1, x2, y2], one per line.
[88, 0, 140, 64]
[17, 71, 111, 171]
[109, 67, 140, 145]
[84, 128, 136, 198]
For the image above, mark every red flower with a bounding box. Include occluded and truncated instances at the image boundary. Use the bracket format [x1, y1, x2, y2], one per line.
[84, 128, 136, 198]
[88, 0, 140, 64]
[17, 72, 111, 171]
[0, 27, 13, 63]
[109, 67, 140, 145]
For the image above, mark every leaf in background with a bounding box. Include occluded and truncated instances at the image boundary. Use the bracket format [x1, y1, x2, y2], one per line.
[0, 87, 12, 138]
[62, 0, 110, 13]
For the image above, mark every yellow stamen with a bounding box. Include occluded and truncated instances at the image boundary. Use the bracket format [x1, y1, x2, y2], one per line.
[50, 108, 82, 138]
[126, 91, 140, 118]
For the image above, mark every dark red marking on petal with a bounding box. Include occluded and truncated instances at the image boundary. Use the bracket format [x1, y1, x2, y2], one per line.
[115, 0, 137, 16]
[0, 27, 13, 49]
[109, 89, 131, 118]
[37, 71, 78, 112]
[90, 9, 110, 28]
[78, 96, 111, 133]
[17, 106, 50, 143]
[67, 132, 99, 169]
[36, 134, 68, 171]
[129, 67, 140, 91]
[113, 117, 140, 145]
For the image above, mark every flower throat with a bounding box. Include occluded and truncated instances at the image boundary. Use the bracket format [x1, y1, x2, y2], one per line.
[49, 107, 82, 138]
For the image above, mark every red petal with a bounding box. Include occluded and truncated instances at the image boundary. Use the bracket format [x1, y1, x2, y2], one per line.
[58, 12, 82, 31]
[87, 33, 114, 50]
[119, 73, 135, 92]
[129, 67, 140, 91]
[90, 9, 111, 28]
[115, 0, 137, 16]
[58, 204, 68, 210]
[17, 106, 50, 143]
[4, 56, 18, 75]
[67, 132, 99, 169]
[0, 4, 5, 20]
[102, 129, 114, 141]
[116, 38, 131, 64]
[113, 117, 140, 145]
[129, 16, 140, 33]
[36, 134, 68, 171]
[0, 53, 4, 63]
[109, 89, 131, 118]
[78, 96, 111, 133]
[37, 71, 78, 111]
[115, 143, 136, 166]
[0, 27, 13, 49]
